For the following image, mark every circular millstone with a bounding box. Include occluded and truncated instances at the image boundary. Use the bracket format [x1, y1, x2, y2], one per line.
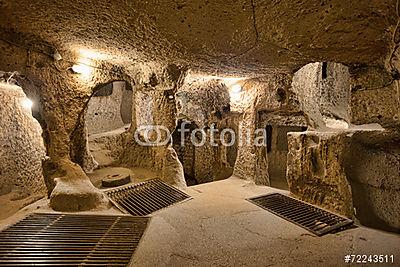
[101, 173, 131, 188]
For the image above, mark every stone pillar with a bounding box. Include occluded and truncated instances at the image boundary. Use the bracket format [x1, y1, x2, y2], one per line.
[233, 109, 269, 185]
[349, 65, 400, 127]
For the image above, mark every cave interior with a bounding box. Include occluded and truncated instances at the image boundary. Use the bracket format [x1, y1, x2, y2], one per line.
[0, 0, 399, 265]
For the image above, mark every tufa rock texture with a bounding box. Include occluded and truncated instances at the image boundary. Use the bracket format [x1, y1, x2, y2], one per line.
[286, 131, 353, 217]
[0, 0, 398, 223]
[345, 131, 400, 231]
[0, 0, 397, 75]
[49, 159, 109, 211]
[0, 83, 46, 197]
[85, 81, 132, 135]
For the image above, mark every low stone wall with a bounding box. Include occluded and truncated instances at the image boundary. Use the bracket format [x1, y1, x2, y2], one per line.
[287, 131, 353, 217]
[287, 129, 400, 231]
[345, 131, 400, 230]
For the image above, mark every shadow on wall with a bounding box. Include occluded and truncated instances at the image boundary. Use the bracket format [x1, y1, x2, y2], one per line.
[345, 134, 400, 233]
[171, 119, 238, 186]
[86, 81, 133, 135]
[266, 124, 307, 190]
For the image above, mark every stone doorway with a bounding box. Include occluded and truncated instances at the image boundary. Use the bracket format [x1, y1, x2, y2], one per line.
[85, 80, 133, 167]
[266, 125, 307, 190]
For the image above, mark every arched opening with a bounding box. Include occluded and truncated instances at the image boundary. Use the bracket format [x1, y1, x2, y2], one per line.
[171, 119, 237, 186]
[85, 80, 132, 168]
[86, 80, 133, 136]
[83, 80, 158, 189]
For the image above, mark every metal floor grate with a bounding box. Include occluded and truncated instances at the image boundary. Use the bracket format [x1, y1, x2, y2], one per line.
[0, 213, 149, 266]
[247, 193, 353, 236]
[105, 179, 191, 216]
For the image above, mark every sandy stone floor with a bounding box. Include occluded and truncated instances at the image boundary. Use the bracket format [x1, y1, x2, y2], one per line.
[0, 177, 399, 267]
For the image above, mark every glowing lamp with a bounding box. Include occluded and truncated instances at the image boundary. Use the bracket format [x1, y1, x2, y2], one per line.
[230, 84, 242, 94]
[72, 63, 92, 76]
[22, 98, 33, 110]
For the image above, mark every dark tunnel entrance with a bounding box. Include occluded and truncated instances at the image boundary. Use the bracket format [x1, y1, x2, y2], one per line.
[266, 124, 307, 190]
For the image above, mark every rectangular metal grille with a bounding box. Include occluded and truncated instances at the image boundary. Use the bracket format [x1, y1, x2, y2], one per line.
[247, 193, 353, 236]
[105, 179, 191, 216]
[0, 213, 149, 266]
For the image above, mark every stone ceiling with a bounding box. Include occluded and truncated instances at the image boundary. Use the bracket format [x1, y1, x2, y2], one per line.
[0, 0, 397, 76]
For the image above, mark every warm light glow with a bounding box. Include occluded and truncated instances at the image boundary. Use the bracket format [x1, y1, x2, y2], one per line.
[71, 56, 94, 78]
[79, 49, 107, 60]
[324, 117, 349, 129]
[22, 98, 33, 110]
[184, 72, 247, 84]
[230, 84, 242, 94]
[222, 77, 245, 87]
[229, 84, 242, 101]
[72, 63, 93, 76]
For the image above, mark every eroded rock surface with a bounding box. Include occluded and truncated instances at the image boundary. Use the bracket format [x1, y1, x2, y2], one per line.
[0, 0, 398, 227]
[287, 131, 353, 217]
[0, 83, 46, 197]
[345, 131, 400, 230]
[49, 159, 109, 211]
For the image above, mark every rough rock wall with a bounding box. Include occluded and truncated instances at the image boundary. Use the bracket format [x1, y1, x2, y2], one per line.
[287, 131, 353, 217]
[287, 127, 400, 232]
[349, 66, 400, 127]
[88, 130, 126, 168]
[285, 62, 399, 230]
[233, 108, 269, 186]
[0, 83, 46, 197]
[0, 36, 191, 201]
[258, 111, 308, 128]
[320, 63, 351, 120]
[345, 131, 400, 231]
[193, 130, 232, 184]
[173, 78, 236, 184]
[291, 63, 324, 127]
[118, 65, 188, 187]
[0, 39, 138, 210]
[233, 109, 262, 182]
[85, 81, 131, 135]
[176, 79, 230, 127]
[172, 115, 239, 185]
[232, 75, 296, 185]
[291, 62, 351, 128]
[1, 0, 396, 76]
[172, 126, 196, 184]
